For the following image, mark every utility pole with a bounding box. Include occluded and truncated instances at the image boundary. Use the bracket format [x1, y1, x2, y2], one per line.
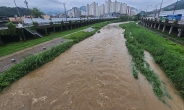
[158, 0, 163, 18]
[173, 0, 178, 15]
[63, 3, 67, 21]
[50, 0, 67, 22]
[14, 0, 24, 24]
[14, 0, 21, 17]
[24, 0, 34, 23]
[155, 3, 161, 18]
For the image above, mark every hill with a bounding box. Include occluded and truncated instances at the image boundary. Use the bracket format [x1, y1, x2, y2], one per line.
[80, 6, 86, 12]
[163, 0, 184, 11]
[0, 6, 31, 17]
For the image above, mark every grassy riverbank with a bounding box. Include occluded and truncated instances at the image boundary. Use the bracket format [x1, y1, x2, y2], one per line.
[120, 22, 184, 100]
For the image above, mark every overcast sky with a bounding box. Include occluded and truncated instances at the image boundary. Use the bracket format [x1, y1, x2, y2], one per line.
[0, 0, 177, 12]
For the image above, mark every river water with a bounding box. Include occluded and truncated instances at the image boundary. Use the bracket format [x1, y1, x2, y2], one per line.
[0, 23, 183, 110]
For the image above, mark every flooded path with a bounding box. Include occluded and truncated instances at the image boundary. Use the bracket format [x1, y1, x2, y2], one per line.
[0, 23, 183, 110]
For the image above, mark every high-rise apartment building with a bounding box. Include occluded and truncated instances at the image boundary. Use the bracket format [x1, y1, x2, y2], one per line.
[87, 0, 132, 17]
[71, 7, 81, 18]
[87, 2, 98, 16]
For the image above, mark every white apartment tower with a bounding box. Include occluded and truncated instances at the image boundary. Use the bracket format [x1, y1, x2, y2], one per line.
[116, 1, 121, 13]
[87, 2, 98, 17]
[126, 6, 131, 16]
[121, 3, 127, 14]
[71, 7, 81, 18]
[87, 0, 131, 17]
[105, 0, 111, 14]
[98, 4, 105, 16]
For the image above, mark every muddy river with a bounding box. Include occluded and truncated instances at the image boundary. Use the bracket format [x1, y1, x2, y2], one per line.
[0, 23, 183, 110]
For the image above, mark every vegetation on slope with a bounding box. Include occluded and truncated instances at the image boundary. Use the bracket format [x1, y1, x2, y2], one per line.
[120, 23, 171, 103]
[120, 22, 184, 101]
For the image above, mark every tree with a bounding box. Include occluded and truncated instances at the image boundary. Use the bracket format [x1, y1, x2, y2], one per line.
[120, 15, 128, 21]
[31, 7, 44, 18]
[7, 22, 16, 36]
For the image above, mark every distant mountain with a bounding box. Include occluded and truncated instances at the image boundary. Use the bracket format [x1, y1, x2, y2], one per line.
[0, 6, 31, 17]
[43, 6, 86, 16]
[41, 8, 64, 16]
[46, 11, 62, 16]
[163, 0, 184, 11]
[80, 6, 86, 12]
[131, 7, 137, 10]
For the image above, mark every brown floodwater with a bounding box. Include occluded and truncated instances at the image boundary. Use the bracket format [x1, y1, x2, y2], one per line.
[0, 23, 183, 110]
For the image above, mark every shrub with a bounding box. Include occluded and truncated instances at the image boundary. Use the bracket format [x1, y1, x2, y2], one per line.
[7, 22, 16, 36]
[31, 21, 38, 30]
[50, 22, 53, 25]
[173, 20, 178, 24]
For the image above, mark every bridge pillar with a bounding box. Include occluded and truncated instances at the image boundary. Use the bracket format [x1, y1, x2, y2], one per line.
[60, 25, 63, 31]
[151, 23, 153, 28]
[54, 27, 56, 32]
[22, 29, 26, 41]
[75, 22, 77, 28]
[162, 25, 166, 32]
[44, 28, 48, 35]
[154, 23, 156, 28]
[71, 24, 72, 30]
[177, 28, 183, 37]
[157, 24, 160, 30]
[66, 23, 68, 30]
[169, 26, 173, 34]
[0, 35, 4, 46]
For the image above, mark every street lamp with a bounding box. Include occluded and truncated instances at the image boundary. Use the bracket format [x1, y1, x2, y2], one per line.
[24, 0, 33, 23]
[146, 5, 152, 17]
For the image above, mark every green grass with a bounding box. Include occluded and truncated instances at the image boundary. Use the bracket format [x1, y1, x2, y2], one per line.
[64, 31, 90, 39]
[132, 66, 138, 79]
[0, 21, 112, 58]
[120, 22, 184, 101]
[120, 23, 172, 103]
[142, 25, 184, 43]
[0, 20, 116, 93]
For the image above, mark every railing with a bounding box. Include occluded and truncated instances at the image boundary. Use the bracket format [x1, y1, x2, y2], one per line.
[24, 27, 42, 38]
[0, 18, 116, 30]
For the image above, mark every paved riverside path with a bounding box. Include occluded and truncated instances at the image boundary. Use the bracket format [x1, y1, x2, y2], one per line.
[0, 28, 94, 73]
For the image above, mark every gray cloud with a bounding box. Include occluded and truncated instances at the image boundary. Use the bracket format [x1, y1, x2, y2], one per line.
[0, 0, 178, 12]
